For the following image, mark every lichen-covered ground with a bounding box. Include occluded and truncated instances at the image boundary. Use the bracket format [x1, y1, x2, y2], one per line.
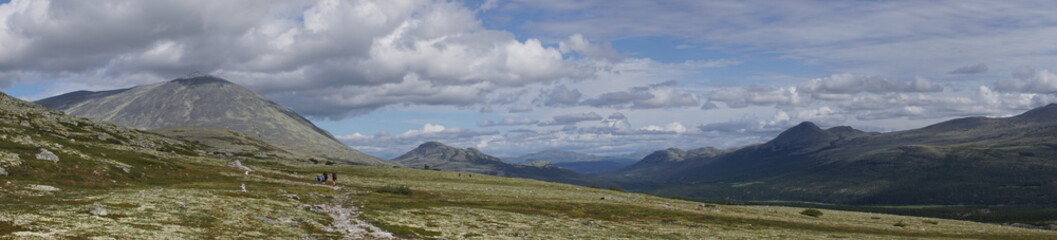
[3, 161, 1057, 239]
[0, 93, 1055, 239]
[328, 166, 1057, 240]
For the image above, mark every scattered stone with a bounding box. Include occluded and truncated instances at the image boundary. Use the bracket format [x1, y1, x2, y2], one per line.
[177, 204, 189, 210]
[27, 184, 60, 192]
[582, 220, 597, 226]
[513, 232, 529, 237]
[300, 204, 326, 213]
[253, 216, 279, 226]
[240, 183, 247, 192]
[286, 194, 300, 200]
[96, 134, 108, 141]
[277, 217, 300, 226]
[35, 148, 59, 163]
[0, 152, 20, 168]
[90, 205, 108, 216]
[0, 167, 6, 176]
[116, 166, 131, 174]
[600, 196, 614, 200]
[229, 160, 253, 173]
[698, 204, 717, 208]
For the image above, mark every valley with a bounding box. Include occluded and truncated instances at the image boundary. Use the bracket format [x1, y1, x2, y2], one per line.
[1, 87, 1054, 239]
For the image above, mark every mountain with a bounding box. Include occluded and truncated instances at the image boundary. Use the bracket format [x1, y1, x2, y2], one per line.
[148, 126, 320, 163]
[609, 104, 1057, 205]
[392, 142, 602, 185]
[2, 89, 1055, 238]
[505, 150, 604, 164]
[35, 73, 387, 166]
[606, 147, 729, 184]
[505, 150, 646, 173]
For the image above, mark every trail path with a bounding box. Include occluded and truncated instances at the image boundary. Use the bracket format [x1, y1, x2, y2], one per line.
[233, 162, 394, 239]
[321, 192, 397, 239]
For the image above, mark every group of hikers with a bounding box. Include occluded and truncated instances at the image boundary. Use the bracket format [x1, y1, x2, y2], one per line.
[312, 171, 484, 185]
[316, 172, 337, 185]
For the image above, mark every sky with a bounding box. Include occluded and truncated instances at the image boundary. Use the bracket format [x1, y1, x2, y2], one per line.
[2, 0, 1057, 158]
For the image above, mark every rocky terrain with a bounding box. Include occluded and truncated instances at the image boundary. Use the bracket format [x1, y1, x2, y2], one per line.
[35, 74, 387, 166]
[0, 90, 1053, 239]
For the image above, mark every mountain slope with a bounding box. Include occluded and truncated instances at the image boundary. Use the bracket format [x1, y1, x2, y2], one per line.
[505, 150, 645, 173]
[392, 142, 602, 185]
[505, 150, 605, 164]
[35, 74, 387, 166]
[1, 90, 1054, 238]
[611, 104, 1057, 205]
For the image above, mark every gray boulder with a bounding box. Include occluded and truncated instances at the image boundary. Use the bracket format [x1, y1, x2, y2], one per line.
[90, 205, 108, 216]
[35, 149, 59, 163]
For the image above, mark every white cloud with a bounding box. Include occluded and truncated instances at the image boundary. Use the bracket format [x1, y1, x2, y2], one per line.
[949, 63, 988, 74]
[540, 112, 604, 126]
[642, 122, 688, 134]
[508, 104, 534, 113]
[582, 81, 701, 109]
[799, 73, 942, 95]
[559, 34, 621, 62]
[509, 1, 1057, 78]
[478, 118, 539, 127]
[533, 84, 582, 107]
[994, 67, 1057, 93]
[0, 0, 597, 119]
[340, 123, 499, 157]
[706, 85, 801, 109]
[679, 59, 741, 68]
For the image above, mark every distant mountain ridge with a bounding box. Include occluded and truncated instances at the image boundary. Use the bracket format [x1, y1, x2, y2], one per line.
[505, 150, 603, 164]
[35, 74, 388, 166]
[505, 150, 648, 164]
[606, 104, 1057, 205]
[392, 142, 603, 185]
[504, 150, 646, 173]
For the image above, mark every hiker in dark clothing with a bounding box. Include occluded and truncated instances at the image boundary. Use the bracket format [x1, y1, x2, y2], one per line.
[316, 175, 322, 183]
[331, 172, 337, 185]
[322, 172, 328, 183]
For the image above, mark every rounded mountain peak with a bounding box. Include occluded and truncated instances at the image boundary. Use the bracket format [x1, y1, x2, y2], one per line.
[764, 121, 837, 150]
[418, 141, 450, 149]
[171, 73, 234, 87]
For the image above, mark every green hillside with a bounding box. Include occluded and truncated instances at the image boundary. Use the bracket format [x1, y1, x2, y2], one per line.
[606, 106, 1057, 206]
[1, 92, 1054, 239]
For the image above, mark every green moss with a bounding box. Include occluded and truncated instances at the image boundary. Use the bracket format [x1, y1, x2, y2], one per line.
[0, 221, 27, 235]
[371, 221, 442, 239]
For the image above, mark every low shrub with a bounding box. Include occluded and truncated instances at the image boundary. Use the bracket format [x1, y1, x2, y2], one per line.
[377, 185, 413, 195]
[800, 208, 823, 218]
